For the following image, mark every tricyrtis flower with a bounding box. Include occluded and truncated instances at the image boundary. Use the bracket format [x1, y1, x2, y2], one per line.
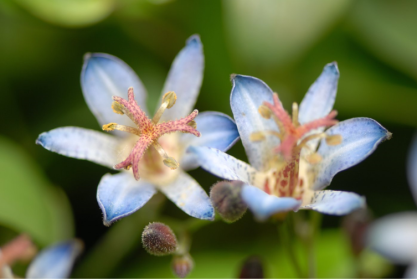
[189, 62, 391, 221]
[36, 35, 239, 225]
[367, 134, 417, 278]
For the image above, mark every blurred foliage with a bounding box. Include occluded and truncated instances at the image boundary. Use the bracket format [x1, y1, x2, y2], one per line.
[0, 0, 417, 277]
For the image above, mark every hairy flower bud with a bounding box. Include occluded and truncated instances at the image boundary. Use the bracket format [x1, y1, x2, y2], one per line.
[172, 254, 194, 278]
[342, 208, 372, 257]
[210, 181, 247, 223]
[142, 222, 177, 256]
[238, 256, 264, 278]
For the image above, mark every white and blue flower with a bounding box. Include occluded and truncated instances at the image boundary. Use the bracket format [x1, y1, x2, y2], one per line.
[36, 35, 239, 226]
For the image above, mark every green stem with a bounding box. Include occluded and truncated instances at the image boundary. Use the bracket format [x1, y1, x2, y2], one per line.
[306, 211, 322, 278]
[278, 217, 304, 278]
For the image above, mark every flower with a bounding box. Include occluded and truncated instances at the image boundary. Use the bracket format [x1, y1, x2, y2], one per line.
[0, 236, 82, 278]
[367, 134, 417, 278]
[36, 35, 239, 226]
[188, 62, 391, 221]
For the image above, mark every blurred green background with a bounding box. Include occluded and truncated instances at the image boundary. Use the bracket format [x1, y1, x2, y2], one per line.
[0, 0, 416, 277]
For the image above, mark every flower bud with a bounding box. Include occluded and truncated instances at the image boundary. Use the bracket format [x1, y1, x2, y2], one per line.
[142, 222, 177, 256]
[210, 181, 247, 223]
[172, 253, 194, 278]
[342, 208, 372, 257]
[238, 256, 264, 278]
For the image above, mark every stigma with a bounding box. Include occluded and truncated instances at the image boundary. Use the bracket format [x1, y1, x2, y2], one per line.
[102, 87, 200, 180]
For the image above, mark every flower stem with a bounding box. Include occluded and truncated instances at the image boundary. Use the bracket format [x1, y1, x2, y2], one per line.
[306, 211, 322, 278]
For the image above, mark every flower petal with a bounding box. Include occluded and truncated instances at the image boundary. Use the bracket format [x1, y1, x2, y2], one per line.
[300, 190, 365, 215]
[81, 53, 148, 128]
[299, 62, 339, 125]
[230, 75, 280, 171]
[159, 35, 204, 121]
[157, 171, 214, 220]
[367, 212, 417, 264]
[26, 240, 83, 278]
[187, 146, 258, 184]
[407, 133, 417, 205]
[97, 172, 157, 226]
[241, 184, 301, 221]
[180, 111, 240, 170]
[313, 117, 391, 190]
[36, 127, 119, 168]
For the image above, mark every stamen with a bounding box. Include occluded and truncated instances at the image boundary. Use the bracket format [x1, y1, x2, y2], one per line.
[102, 123, 141, 136]
[292, 102, 299, 127]
[326, 134, 342, 145]
[153, 142, 179, 170]
[305, 153, 322, 164]
[297, 133, 327, 150]
[153, 91, 177, 124]
[258, 105, 271, 119]
[250, 132, 266, 142]
[111, 102, 125, 115]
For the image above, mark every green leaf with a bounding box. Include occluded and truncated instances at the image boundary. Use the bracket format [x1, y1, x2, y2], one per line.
[223, 0, 351, 69]
[15, 0, 115, 27]
[0, 136, 74, 246]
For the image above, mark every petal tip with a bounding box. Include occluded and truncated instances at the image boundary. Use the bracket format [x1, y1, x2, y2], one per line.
[83, 52, 92, 62]
[186, 34, 201, 46]
[324, 61, 339, 75]
[35, 133, 46, 146]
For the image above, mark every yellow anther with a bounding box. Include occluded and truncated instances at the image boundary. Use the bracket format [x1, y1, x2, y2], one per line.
[306, 153, 322, 164]
[250, 132, 266, 142]
[125, 165, 132, 170]
[187, 120, 197, 129]
[258, 105, 271, 119]
[163, 157, 179, 170]
[111, 101, 125, 115]
[326, 134, 342, 146]
[162, 91, 177, 109]
[292, 102, 299, 127]
[102, 123, 117, 131]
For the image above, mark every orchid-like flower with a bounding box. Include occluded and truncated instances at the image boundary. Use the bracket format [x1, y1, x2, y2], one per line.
[36, 35, 239, 225]
[0, 235, 82, 278]
[188, 63, 391, 221]
[367, 134, 417, 278]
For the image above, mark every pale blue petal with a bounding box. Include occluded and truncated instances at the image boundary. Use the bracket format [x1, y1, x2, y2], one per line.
[36, 127, 119, 168]
[407, 133, 417, 205]
[160, 35, 204, 121]
[300, 190, 365, 215]
[187, 146, 258, 184]
[231, 75, 280, 171]
[241, 184, 301, 221]
[81, 53, 148, 128]
[157, 171, 214, 220]
[180, 111, 240, 170]
[313, 118, 391, 190]
[405, 263, 417, 278]
[26, 240, 83, 278]
[97, 172, 157, 226]
[367, 212, 417, 264]
[299, 62, 339, 124]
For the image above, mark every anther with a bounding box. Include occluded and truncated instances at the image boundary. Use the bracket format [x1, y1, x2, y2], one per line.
[258, 105, 271, 119]
[292, 102, 299, 127]
[111, 101, 125, 115]
[250, 132, 266, 142]
[187, 120, 197, 129]
[162, 91, 177, 109]
[102, 123, 141, 136]
[153, 142, 179, 170]
[306, 153, 322, 164]
[102, 123, 117, 131]
[325, 134, 342, 146]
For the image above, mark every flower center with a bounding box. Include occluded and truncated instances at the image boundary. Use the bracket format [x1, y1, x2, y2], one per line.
[251, 93, 341, 199]
[102, 87, 200, 180]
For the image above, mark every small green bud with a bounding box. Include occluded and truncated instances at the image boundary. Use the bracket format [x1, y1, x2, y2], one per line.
[172, 253, 194, 278]
[142, 222, 177, 256]
[210, 181, 247, 223]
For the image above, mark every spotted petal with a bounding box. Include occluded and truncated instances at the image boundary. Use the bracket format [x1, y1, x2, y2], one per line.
[301, 190, 365, 215]
[407, 133, 417, 205]
[26, 240, 83, 278]
[81, 53, 148, 128]
[367, 212, 417, 264]
[230, 75, 280, 171]
[241, 184, 301, 221]
[187, 146, 258, 184]
[313, 117, 391, 190]
[97, 172, 157, 226]
[159, 35, 204, 121]
[36, 127, 119, 168]
[299, 62, 339, 125]
[157, 171, 214, 220]
[180, 111, 240, 170]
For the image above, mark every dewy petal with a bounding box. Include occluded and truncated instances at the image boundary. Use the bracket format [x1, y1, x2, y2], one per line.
[187, 146, 258, 184]
[157, 171, 214, 220]
[241, 184, 301, 221]
[81, 53, 148, 128]
[407, 133, 417, 206]
[230, 75, 280, 171]
[159, 35, 204, 121]
[300, 190, 365, 215]
[97, 172, 157, 226]
[36, 127, 119, 169]
[313, 117, 391, 190]
[26, 240, 83, 278]
[180, 111, 240, 170]
[367, 212, 417, 264]
[298, 62, 339, 125]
